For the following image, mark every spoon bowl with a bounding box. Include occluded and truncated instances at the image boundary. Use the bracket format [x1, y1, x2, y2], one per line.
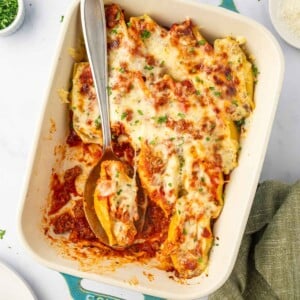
[81, 0, 147, 249]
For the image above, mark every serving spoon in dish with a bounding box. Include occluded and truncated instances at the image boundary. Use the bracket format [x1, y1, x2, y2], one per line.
[81, 0, 147, 249]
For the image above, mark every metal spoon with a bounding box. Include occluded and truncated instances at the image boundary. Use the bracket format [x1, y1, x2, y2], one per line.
[80, 0, 147, 249]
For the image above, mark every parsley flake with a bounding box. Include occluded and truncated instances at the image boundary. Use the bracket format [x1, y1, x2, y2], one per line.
[197, 39, 206, 46]
[252, 64, 260, 77]
[232, 100, 238, 107]
[115, 11, 120, 21]
[140, 30, 151, 41]
[107, 86, 112, 96]
[214, 91, 222, 97]
[235, 118, 245, 128]
[157, 115, 168, 124]
[121, 112, 127, 120]
[195, 76, 202, 83]
[0, 229, 6, 240]
[94, 116, 101, 129]
[144, 65, 154, 71]
[226, 73, 232, 81]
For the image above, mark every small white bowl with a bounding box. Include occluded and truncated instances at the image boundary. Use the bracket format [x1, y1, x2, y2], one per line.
[0, 0, 25, 37]
[269, 0, 300, 49]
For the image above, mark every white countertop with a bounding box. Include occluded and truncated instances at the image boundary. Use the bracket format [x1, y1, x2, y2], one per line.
[0, 0, 299, 299]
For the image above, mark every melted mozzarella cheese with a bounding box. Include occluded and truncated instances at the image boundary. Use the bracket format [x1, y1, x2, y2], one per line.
[94, 160, 138, 247]
[71, 3, 254, 278]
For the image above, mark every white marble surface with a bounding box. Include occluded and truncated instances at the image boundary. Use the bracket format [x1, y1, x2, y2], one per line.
[0, 0, 299, 299]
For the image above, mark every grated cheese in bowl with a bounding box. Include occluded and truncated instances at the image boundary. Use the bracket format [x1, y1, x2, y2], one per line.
[279, 0, 300, 37]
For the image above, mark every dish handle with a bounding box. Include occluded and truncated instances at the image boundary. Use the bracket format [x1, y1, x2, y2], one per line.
[60, 1, 238, 300]
[219, 0, 238, 12]
[61, 273, 163, 300]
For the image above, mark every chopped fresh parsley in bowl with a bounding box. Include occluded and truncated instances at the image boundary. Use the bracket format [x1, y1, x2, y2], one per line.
[0, 0, 25, 36]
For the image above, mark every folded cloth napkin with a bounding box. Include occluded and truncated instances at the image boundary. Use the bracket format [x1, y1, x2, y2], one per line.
[209, 181, 300, 300]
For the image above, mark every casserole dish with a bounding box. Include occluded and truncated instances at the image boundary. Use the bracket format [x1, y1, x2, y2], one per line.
[18, 0, 284, 299]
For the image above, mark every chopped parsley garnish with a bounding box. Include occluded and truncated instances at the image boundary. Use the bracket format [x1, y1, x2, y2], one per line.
[119, 67, 125, 73]
[115, 10, 120, 21]
[235, 118, 245, 128]
[157, 115, 168, 124]
[179, 155, 185, 170]
[226, 73, 232, 81]
[183, 228, 187, 235]
[198, 257, 203, 263]
[198, 187, 203, 192]
[177, 137, 185, 147]
[160, 60, 165, 67]
[197, 39, 206, 46]
[121, 112, 127, 120]
[168, 182, 172, 187]
[137, 109, 144, 115]
[214, 91, 222, 97]
[144, 65, 154, 71]
[60, 15, 64, 23]
[206, 136, 210, 141]
[126, 21, 131, 27]
[201, 177, 205, 183]
[111, 28, 118, 34]
[140, 30, 151, 41]
[94, 116, 101, 129]
[232, 100, 238, 107]
[209, 86, 215, 91]
[0, 0, 18, 30]
[0, 229, 6, 240]
[117, 189, 122, 195]
[195, 90, 201, 96]
[252, 64, 260, 77]
[189, 47, 195, 53]
[177, 112, 185, 119]
[107, 86, 112, 96]
[195, 76, 202, 83]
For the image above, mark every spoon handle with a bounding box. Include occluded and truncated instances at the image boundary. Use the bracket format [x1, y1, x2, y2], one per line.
[81, 0, 111, 149]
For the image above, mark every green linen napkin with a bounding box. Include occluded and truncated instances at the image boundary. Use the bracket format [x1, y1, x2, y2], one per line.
[209, 181, 300, 300]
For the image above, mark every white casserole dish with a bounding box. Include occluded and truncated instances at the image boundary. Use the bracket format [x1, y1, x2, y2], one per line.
[18, 0, 284, 299]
